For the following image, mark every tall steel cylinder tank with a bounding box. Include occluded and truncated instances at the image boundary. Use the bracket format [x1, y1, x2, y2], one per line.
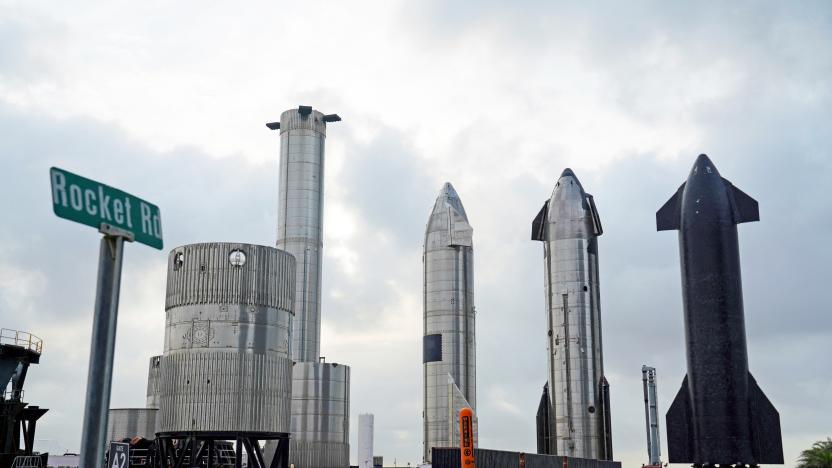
[267, 105, 352, 467]
[276, 106, 330, 363]
[289, 361, 351, 467]
[157, 242, 295, 434]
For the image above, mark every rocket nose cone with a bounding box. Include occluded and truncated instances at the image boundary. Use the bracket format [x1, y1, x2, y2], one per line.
[554, 168, 586, 195]
[550, 168, 588, 212]
[690, 153, 721, 177]
[545, 168, 601, 238]
[432, 182, 469, 222]
[440, 181, 458, 197]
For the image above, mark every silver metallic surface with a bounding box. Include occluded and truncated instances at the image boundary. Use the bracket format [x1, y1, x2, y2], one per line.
[533, 169, 611, 460]
[358, 413, 374, 468]
[423, 183, 476, 463]
[269, 106, 352, 467]
[642, 366, 662, 466]
[146, 355, 161, 409]
[157, 242, 295, 433]
[276, 107, 334, 363]
[288, 361, 351, 468]
[106, 408, 158, 441]
[79, 234, 124, 468]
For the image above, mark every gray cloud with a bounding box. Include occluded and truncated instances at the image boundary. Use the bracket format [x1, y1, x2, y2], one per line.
[339, 127, 435, 249]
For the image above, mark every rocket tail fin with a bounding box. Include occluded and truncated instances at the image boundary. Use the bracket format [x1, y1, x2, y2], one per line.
[536, 383, 554, 455]
[748, 373, 784, 464]
[656, 183, 685, 231]
[598, 375, 613, 460]
[448, 375, 478, 448]
[723, 178, 760, 224]
[532, 200, 549, 240]
[666, 375, 694, 463]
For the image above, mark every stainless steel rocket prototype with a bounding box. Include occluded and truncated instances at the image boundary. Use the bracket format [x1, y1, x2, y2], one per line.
[657, 154, 783, 466]
[423, 182, 476, 463]
[532, 168, 612, 460]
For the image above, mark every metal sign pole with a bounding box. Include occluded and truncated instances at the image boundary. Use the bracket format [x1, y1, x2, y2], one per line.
[79, 225, 131, 467]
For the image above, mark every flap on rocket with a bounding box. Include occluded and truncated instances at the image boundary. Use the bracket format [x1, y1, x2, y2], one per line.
[665, 375, 694, 463]
[586, 194, 603, 236]
[724, 178, 760, 224]
[656, 183, 685, 231]
[448, 375, 478, 448]
[531, 200, 549, 241]
[748, 373, 784, 464]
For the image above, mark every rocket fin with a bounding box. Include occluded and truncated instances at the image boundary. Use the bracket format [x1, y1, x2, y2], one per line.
[723, 178, 760, 224]
[531, 200, 549, 241]
[598, 375, 613, 460]
[448, 375, 477, 449]
[748, 373, 784, 464]
[536, 382, 554, 455]
[665, 375, 694, 463]
[656, 183, 685, 231]
[586, 194, 603, 236]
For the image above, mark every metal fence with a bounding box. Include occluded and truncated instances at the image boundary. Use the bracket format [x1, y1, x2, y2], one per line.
[431, 447, 622, 468]
[0, 328, 43, 354]
[11, 455, 44, 467]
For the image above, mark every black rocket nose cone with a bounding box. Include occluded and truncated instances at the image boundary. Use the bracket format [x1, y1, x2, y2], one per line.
[690, 153, 720, 177]
[696, 153, 713, 166]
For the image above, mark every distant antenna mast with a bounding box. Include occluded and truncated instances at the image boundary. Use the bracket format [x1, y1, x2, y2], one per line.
[642, 365, 662, 467]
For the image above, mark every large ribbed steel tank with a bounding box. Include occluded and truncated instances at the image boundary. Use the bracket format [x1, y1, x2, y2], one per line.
[156, 242, 295, 434]
[107, 408, 158, 441]
[289, 361, 351, 467]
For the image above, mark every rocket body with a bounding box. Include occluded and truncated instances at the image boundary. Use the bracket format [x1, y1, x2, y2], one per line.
[532, 169, 612, 460]
[657, 154, 783, 466]
[423, 183, 476, 463]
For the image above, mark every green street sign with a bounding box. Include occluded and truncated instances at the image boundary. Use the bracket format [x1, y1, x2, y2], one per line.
[50, 167, 163, 249]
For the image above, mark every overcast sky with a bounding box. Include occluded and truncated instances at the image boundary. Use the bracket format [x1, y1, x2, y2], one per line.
[1, 1, 830, 466]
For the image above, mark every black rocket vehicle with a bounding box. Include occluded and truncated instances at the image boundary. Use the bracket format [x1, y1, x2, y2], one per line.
[657, 154, 783, 467]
